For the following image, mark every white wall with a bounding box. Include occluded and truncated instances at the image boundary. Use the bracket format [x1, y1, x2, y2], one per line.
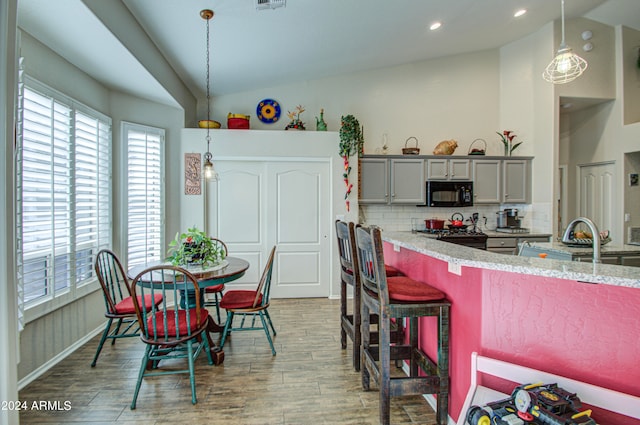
[500, 22, 557, 234]
[210, 49, 501, 158]
[622, 26, 640, 125]
[559, 24, 640, 243]
[108, 90, 185, 257]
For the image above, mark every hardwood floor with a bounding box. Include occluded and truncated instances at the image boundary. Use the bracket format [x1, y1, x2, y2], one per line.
[19, 298, 436, 424]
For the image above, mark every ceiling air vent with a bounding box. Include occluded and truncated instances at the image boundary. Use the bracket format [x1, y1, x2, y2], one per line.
[256, 0, 286, 10]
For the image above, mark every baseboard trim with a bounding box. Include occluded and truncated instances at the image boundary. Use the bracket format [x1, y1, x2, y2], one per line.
[17, 323, 105, 390]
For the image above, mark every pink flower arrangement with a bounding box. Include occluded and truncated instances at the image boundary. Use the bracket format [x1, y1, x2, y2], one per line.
[497, 130, 522, 156]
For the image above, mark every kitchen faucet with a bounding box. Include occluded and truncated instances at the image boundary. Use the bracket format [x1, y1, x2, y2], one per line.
[562, 217, 601, 263]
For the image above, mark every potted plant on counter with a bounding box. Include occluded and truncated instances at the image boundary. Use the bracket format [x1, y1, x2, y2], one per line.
[166, 226, 225, 268]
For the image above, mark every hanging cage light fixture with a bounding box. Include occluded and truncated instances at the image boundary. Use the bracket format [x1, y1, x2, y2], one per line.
[542, 0, 588, 84]
[201, 9, 218, 181]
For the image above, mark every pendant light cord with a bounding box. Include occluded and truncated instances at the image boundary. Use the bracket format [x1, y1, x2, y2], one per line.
[560, 0, 566, 48]
[205, 13, 212, 157]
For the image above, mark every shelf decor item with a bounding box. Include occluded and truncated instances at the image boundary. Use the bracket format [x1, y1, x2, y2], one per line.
[315, 108, 327, 131]
[402, 136, 420, 154]
[284, 105, 306, 130]
[497, 130, 522, 156]
[228, 113, 250, 129]
[166, 226, 226, 268]
[468, 138, 486, 155]
[339, 114, 364, 212]
[256, 98, 281, 124]
[433, 139, 458, 155]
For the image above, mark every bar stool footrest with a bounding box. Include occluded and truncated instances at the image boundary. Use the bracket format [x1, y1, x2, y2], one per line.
[389, 376, 442, 397]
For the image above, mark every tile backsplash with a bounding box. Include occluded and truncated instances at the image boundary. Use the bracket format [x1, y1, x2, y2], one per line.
[359, 203, 551, 234]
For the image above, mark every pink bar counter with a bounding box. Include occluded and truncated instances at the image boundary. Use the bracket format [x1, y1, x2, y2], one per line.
[381, 231, 640, 425]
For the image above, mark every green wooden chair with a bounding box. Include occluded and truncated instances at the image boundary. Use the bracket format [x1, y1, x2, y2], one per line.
[203, 237, 228, 323]
[219, 246, 277, 355]
[92, 249, 163, 367]
[129, 265, 214, 409]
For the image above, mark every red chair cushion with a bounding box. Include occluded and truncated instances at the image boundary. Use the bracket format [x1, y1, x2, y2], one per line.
[386, 276, 446, 303]
[114, 294, 163, 315]
[219, 290, 263, 310]
[347, 264, 402, 277]
[384, 264, 403, 277]
[204, 283, 225, 294]
[147, 308, 210, 337]
[362, 262, 404, 277]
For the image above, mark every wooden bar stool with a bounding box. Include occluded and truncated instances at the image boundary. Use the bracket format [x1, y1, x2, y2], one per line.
[335, 220, 403, 372]
[354, 224, 450, 425]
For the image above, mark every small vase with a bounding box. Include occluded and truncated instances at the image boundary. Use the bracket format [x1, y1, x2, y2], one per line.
[504, 145, 510, 156]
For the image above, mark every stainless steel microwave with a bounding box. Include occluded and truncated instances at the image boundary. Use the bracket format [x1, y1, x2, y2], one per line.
[423, 180, 473, 207]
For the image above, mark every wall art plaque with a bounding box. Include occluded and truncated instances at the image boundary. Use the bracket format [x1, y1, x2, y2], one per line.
[184, 153, 201, 195]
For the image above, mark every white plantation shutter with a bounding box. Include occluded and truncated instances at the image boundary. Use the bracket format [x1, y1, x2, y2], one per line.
[74, 111, 112, 282]
[125, 122, 164, 267]
[16, 77, 112, 318]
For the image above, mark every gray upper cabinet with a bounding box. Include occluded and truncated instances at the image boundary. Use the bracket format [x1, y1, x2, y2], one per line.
[359, 157, 389, 204]
[390, 158, 425, 204]
[472, 159, 501, 204]
[427, 158, 470, 180]
[471, 158, 531, 204]
[503, 159, 530, 203]
[360, 155, 532, 206]
[359, 157, 425, 204]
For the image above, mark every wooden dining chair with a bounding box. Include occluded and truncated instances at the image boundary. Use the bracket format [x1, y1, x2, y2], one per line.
[203, 237, 228, 323]
[129, 265, 214, 409]
[91, 249, 163, 367]
[219, 246, 277, 355]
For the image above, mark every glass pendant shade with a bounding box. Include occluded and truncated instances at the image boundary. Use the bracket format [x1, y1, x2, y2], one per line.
[542, 0, 588, 84]
[202, 157, 218, 181]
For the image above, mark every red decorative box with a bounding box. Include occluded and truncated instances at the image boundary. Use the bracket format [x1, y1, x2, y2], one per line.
[227, 113, 250, 130]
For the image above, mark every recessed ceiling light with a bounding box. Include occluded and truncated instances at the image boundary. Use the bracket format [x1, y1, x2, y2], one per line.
[430, 22, 442, 31]
[514, 9, 527, 18]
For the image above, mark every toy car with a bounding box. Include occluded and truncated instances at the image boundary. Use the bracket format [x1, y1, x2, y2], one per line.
[466, 383, 597, 425]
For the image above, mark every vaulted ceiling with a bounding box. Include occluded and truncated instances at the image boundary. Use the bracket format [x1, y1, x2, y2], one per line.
[17, 0, 640, 107]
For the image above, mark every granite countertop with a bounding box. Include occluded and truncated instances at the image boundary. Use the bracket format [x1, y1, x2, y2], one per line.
[382, 231, 640, 289]
[527, 241, 640, 256]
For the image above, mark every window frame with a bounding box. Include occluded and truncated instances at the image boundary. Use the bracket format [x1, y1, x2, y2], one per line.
[17, 76, 112, 324]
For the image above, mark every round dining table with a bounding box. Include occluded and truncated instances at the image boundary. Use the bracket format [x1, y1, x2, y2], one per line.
[127, 256, 250, 365]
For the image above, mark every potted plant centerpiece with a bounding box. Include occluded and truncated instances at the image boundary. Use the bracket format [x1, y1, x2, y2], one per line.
[166, 226, 225, 268]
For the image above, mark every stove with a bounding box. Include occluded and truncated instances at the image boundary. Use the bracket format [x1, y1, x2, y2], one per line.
[417, 228, 488, 250]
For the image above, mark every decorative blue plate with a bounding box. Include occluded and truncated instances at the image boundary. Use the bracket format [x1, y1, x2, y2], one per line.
[256, 98, 281, 124]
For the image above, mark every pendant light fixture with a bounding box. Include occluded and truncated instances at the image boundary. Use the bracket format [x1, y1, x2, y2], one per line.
[542, 0, 588, 84]
[201, 9, 218, 181]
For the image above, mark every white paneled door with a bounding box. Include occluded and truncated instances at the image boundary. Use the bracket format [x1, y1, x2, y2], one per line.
[578, 162, 615, 239]
[207, 160, 331, 298]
